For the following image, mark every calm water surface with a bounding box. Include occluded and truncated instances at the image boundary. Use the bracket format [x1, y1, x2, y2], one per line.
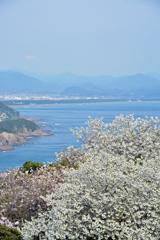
[0, 102, 160, 172]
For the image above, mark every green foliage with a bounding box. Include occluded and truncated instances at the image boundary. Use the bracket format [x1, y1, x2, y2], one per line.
[0, 101, 20, 119]
[0, 119, 39, 134]
[0, 102, 40, 134]
[135, 153, 142, 159]
[0, 224, 22, 240]
[20, 161, 44, 173]
[134, 153, 143, 165]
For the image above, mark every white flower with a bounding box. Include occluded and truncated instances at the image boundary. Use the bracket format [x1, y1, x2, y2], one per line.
[21, 115, 160, 240]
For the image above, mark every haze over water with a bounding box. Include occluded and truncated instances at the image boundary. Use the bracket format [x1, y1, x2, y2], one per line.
[0, 101, 160, 172]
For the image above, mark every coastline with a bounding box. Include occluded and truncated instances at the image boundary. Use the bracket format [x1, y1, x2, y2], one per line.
[1, 101, 159, 173]
[0, 129, 53, 152]
[8, 100, 160, 108]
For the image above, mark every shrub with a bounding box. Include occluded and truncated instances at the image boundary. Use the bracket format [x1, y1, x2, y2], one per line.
[19, 161, 44, 173]
[0, 224, 22, 240]
[21, 115, 160, 240]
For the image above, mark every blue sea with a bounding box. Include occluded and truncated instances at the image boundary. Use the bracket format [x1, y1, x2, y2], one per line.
[0, 101, 160, 172]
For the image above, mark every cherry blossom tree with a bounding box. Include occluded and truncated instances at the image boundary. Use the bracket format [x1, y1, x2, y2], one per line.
[21, 115, 160, 240]
[0, 164, 64, 227]
[72, 114, 160, 161]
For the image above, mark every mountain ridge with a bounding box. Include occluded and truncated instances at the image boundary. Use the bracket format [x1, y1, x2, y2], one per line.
[0, 70, 160, 98]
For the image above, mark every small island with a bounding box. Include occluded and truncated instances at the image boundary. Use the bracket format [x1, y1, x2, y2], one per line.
[0, 102, 52, 151]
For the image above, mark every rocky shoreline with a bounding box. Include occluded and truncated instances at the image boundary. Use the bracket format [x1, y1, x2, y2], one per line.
[0, 102, 53, 152]
[0, 129, 53, 152]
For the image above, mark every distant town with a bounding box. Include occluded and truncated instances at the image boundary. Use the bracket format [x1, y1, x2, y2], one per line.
[0, 94, 146, 105]
[2, 94, 160, 110]
[0, 94, 114, 101]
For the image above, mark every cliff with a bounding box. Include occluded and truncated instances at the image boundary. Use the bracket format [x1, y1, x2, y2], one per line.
[0, 129, 52, 151]
[0, 132, 27, 151]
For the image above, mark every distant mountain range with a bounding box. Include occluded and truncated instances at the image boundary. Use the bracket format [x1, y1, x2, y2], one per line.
[0, 70, 160, 98]
[0, 71, 43, 94]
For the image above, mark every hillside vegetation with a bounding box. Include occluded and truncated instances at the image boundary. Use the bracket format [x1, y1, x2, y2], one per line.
[0, 102, 39, 134]
[0, 119, 39, 134]
[0, 102, 50, 152]
[0, 101, 20, 119]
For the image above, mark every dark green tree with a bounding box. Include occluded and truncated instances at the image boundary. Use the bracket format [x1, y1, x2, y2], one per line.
[19, 161, 43, 173]
[0, 224, 22, 240]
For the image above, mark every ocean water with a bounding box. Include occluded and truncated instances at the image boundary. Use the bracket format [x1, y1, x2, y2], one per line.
[0, 101, 160, 172]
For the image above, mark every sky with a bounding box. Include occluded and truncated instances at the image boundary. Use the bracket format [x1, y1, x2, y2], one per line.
[0, 0, 160, 76]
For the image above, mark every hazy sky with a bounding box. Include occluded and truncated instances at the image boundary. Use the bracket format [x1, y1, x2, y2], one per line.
[0, 0, 160, 76]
